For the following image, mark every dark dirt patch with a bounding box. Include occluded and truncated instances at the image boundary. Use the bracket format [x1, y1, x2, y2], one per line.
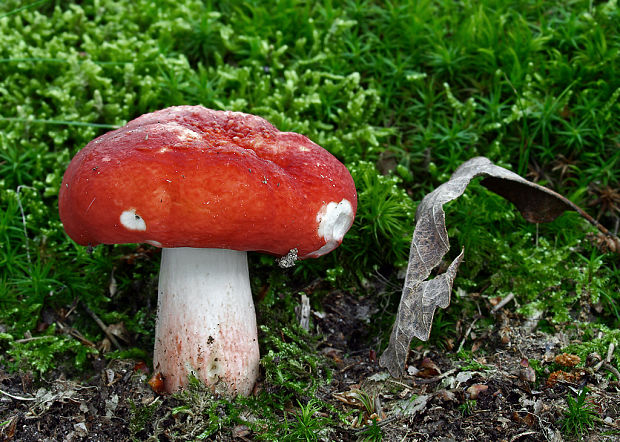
[1, 287, 619, 441]
[313, 291, 620, 441]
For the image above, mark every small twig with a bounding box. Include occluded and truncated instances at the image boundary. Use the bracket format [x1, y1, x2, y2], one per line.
[412, 368, 457, 385]
[510, 430, 538, 442]
[80, 302, 122, 350]
[598, 415, 620, 429]
[593, 359, 604, 372]
[296, 294, 310, 332]
[457, 315, 481, 353]
[491, 293, 515, 313]
[595, 342, 619, 377]
[605, 342, 615, 363]
[339, 362, 360, 373]
[145, 396, 161, 407]
[56, 321, 97, 348]
[16, 185, 35, 269]
[14, 336, 51, 344]
[385, 378, 413, 390]
[0, 389, 35, 401]
[64, 298, 79, 319]
[374, 415, 398, 428]
[352, 415, 398, 433]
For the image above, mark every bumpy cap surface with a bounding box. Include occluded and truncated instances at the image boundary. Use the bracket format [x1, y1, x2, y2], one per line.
[59, 106, 357, 258]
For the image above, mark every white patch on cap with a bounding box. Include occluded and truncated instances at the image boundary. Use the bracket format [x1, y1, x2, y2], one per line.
[308, 199, 354, 257]
[163, 122, 201, 142]
[120, 209, 146, 231]
[145, 240, 162, 247]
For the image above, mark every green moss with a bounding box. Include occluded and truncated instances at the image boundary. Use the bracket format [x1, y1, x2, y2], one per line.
[128, 398, 161, 440]
[0, 0, 617, 438]
[563, 324, 620, 374]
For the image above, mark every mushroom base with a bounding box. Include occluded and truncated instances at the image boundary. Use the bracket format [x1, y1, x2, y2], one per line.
[153, 248, 259, 396]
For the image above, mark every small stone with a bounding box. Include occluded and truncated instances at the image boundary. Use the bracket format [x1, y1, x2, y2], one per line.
[73, 422, 88, 437]
[407, 365, 419, 376]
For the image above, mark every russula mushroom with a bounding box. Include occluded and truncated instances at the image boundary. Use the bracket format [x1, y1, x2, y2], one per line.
[58, 105, 357, 396]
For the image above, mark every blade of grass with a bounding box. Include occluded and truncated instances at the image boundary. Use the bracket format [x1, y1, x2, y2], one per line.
[0, 117, 120, 129]
[0, 0, 50, 19]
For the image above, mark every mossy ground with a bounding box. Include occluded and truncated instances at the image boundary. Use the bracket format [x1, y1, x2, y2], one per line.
[0, 0, 618, 440]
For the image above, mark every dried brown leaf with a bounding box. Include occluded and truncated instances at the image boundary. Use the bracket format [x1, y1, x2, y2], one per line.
[519, 366, 537, 384]
[466, 383, 489, 399]
[379, 157, 618, 378]
[417, 357, 441, 378]
[147, 372, 165, 394]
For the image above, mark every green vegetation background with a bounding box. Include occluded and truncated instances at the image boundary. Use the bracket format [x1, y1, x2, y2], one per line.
[0, 0, 618, 436]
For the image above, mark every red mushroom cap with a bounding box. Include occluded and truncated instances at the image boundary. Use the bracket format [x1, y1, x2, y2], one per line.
[58, 106, 357, 259]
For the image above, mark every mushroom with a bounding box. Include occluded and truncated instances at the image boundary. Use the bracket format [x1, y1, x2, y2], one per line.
[58, 106, 357, 396]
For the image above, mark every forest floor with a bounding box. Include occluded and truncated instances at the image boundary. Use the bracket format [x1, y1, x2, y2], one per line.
[2, 288, 618, 441]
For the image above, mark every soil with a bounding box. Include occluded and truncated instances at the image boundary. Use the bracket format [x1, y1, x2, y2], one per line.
[1, 287, 619, 441]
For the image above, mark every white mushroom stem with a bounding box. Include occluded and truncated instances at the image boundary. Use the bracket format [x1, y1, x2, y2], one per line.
[153, 248, 259, 396]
